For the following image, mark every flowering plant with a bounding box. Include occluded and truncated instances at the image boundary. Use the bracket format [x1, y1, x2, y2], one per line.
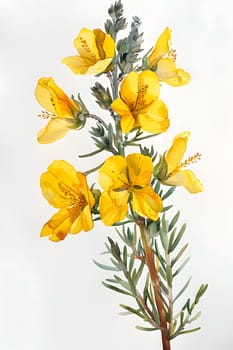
[35, 1, 207, 349]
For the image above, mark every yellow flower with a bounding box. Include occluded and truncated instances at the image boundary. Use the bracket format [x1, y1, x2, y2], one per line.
[99, 154, 163, 226]
[162, 132, 203, 193]
[62, 28, 115, 75]
[40, 160, 95, 242]
[148, 27, 191, 86]
[111, 70, 169, 134]
[35, 77, 84, 144]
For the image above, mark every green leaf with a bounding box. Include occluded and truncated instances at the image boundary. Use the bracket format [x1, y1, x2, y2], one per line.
[168, 211, 180, 231]
[123, 245, 128, 268]
[136, 326, 158, 331]
[162, 186, 176, 200]
[195, 284, 208, 304]
[171, 244, 188, 267]
[189, 311, 201, 323]
[129, 254, 135, 274]
[159, 215, 169, 251]
[102, 282, 132, 296]
[168, 227, 177, 253]
[120, 304, 144, 319]
[166, 265, 173, 288]
[93, 259, 121, 271]
[172, 257, 190, 278]
[168, 224, 186, 253]
[173, 277, 192, 303]
[133, 260, 145, 286]
[178, 327, 201, 335]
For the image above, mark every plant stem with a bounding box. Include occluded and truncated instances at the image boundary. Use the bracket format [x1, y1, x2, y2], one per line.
[139, 222, 171, 350]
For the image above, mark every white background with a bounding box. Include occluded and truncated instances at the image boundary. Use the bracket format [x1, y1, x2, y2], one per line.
[0, 0, 232, 349]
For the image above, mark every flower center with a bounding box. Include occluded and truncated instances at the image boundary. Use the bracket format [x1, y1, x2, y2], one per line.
[79, 37, 98, 62]
[135, 84, 148, 110]
[58, 181, 87, 208]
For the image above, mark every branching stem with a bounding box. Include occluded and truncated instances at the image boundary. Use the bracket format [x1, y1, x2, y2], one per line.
[139, 222, 171, 350]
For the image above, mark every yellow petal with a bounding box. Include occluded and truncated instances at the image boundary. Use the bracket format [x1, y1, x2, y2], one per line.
[136, 70, 160, 107]
[132, 187, 163, 221]
[40, 160, 80, 208]
[120, 71, 160, 110]
[164, 68, 191, 86]
[61, 55, 90, 74]
[156, 58, 177, 81]
[111, 98, 135, 134]
[70, 205, 93, 233]
[148, 27, 171, 67]
[136, 99, 169, 133]
[35, 77, 56, 113]
[165, 132, 190, 173]
[86, 58, 113, 74]
[126, 154, 153, 188]
[119, 71, 139, 108]
[40, 208, 71, 242]
[100, 30, 115, 58]
[164, 170, 203, 193]
[99, 191, 129, 226]
[35, 77, 78, 117]
[37, 118, 76, 144]
[99, 155, 128, 191]
[74, 28, 100, 61]
[77, 172, 95, 209]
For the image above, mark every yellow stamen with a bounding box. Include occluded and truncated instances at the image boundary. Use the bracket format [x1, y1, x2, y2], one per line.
[38, 110, 55, 119]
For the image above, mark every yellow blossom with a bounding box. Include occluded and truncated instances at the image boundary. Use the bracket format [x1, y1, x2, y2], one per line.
[35, 77, 84, 143]
[99, 153, 163, 226]
[111, 70, 169, 134]
[40, 160, 95, 242]
[62, 28, 115, 75]
[148, 27, 191, 86]
[162, 132, 203, 193]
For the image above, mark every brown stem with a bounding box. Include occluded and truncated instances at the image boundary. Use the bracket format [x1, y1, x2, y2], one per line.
[139, 222, 171, 350]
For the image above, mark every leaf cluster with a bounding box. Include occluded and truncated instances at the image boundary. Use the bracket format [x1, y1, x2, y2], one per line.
[94, 196, 208, 338]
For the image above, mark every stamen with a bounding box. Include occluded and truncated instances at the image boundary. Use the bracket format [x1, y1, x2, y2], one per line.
[37, 110, 56, 119]
[136, 84, 148, 109]
[168, 49, 177, 62]
[179, 152, 202, 169]
[79, 36, 97, 61]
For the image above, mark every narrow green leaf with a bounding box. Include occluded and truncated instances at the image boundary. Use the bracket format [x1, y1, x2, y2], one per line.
[189, 311, 201, 323]
[158, 266, 167, 281]
[172, 257, 190, 278]
[162, 186, 176, 200]
[168, 211, 180, 231]
[160, 215, 169, 251]
[133, 260, 145, 286]
[178, 327, 201, 335]
[162, 204, 173, 212]
[166, 265, 173, 288]
[154, 180, 161, 193]
[169, 224, 186, 253]
[170, 319, 177, 336]
[110, 258, 122, 269]
[136, 326, 158, 331]
[102, 282, 132, 296]
[195, 284, 208, 304]
[168, 227, 177, 253]
[129, 254, 135, 274]
[93, 259, 121, 271]
[123, 245, 128, 268]
[147, 285, 160, 324]
[160, 280, 169, 296]
[120, 304, 144, 319]
[171, 244, 188, 267]
[174, 277, 192, 303]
